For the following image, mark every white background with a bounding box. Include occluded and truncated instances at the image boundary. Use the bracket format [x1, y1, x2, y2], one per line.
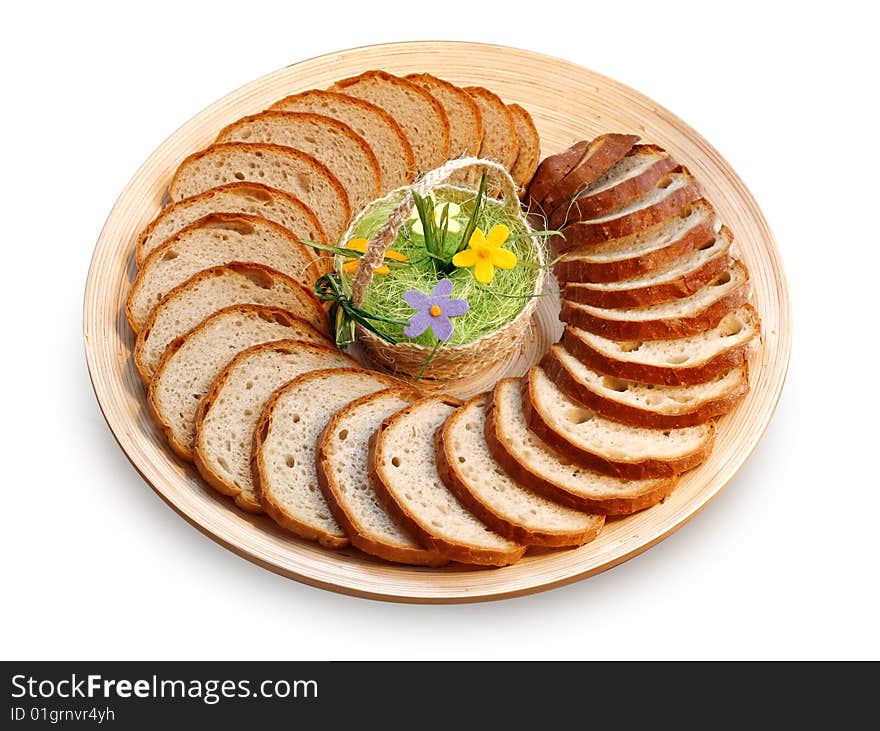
[3, 1, 878, 660]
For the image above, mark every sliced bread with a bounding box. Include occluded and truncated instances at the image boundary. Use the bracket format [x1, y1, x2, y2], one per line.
[541, 344, 750, 428]
[330, 70, 450, 172]
[215, 111, 381, 215]
[486, 378, 677, 515]
[405, 73, 482, 158]
[555, 200, 718, 283]
[253, 368, 401, 547]
[463, 86, 518, 170]
[134, 263, 326, 383]
[316, 388, 446, 565]
[168, 142, 351, 240]
[547, 144, 677, 229]
[507, 103, 541, 191]
[370, 396, 526, 566]
[194, 340, 358, 513]
[560, 261, 750, 340]
[136, 182, 327, 267]
[526, 139, 590, 212]
[562, 225, 733, 307]
[148, 305, 329, 460]
[126, 213, 326, 332]
[555, 170, 703, 251]
[435, 394, 605, 547]
[562, 305, 762, 386]
[523, 366, 715, 479]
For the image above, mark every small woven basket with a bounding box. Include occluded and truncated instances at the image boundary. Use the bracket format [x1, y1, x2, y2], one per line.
[346, 158, 546, 381]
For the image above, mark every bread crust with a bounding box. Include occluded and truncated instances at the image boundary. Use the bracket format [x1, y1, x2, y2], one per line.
[559, 263, 750, 340]
[526, 140, 590, 211]
[434, 396, 604, 547]
[483, 380, 678, 515]
[368, 396, 526, 567]
[404, 73, 483, 157]
[541, 347, 750, 428]
[547, 144, 677, 229]
[506, 103, 541, 190]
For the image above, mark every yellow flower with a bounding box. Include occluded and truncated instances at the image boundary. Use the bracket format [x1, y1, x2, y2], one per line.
[409, 200, 462, 235]
[342, 238, 407, 275]
[451, 224, 517, 284]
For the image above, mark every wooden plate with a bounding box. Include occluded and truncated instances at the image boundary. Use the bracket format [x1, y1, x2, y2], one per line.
[83, 41, 791, 603]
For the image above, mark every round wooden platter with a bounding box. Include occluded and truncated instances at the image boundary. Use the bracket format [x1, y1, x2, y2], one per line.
[83, 41, 791, 603]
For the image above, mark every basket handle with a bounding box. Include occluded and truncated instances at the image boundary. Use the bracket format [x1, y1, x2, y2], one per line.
[351, 157, 521, 306]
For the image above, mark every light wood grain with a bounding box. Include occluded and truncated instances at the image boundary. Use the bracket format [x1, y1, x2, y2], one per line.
[83, 41, 791, 603]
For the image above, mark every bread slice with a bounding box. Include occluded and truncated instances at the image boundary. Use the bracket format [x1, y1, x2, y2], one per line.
[126, 213, 326, 332]
[560, 261, 750, 340]
[270, 89, 415, 191]
[556, 170, 703, 251]
[435, 394, 605, 547]
[136, 182, 327, 267]
[486, 378, 677, 515]
[168, 142, 351, 240]
[563, 305, 761, 386]
[463, 86, 518, 170]
[316, 388, 446, 565]
[542, 344, 750, 428]
[253, 368, 401, 547]
[507, 104, 541, 191]
[405, 73, 482, 158]
[538, 134, 639, 215]
[370, 396, 526, 566]
[555, 200, 717, 283]
[148, 305, 329, 460]
[523, 366, 714, 479]
[216, 111, 381, 216]
[194, 341, 358, 512]
[134, 263, 326, 383]
[526, 140, 590, 212]
[330, 71, 450, 173]
[547, 144, 677, 228]
[562, 226, 733, 308]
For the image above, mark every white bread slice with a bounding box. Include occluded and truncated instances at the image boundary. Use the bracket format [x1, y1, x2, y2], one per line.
[405, 73, 482, 158]
[168, 142, 351, 240]
[216, 111, 381, 216]
[136, 182, 327, 267]
[548, 144, 677, 228]
[253, 368, 401, 547]
[148, 305, 329, 461]
[316, 388, 446, 565]
[463, 86, 518, 170]
[126, 214, 326, 333]
[542, 344, 750, 428]
[523, 366, 715, 479]
[486, 378, 677, 515]
[369, 395, 526, 566]
[270, 89, 415, 191]
[507, 103, 541, 191]
[560, 261, 750, 340]
[436, 394, 605, 547]
[562, 226, 733, 308]
[556, 170, 703, 251]
[194, 340, 357, 513]
[134, 263, 326, 383]
[330, 71, 451, 173]
[563, 304, 761, 386]
[555, 200, 718, 283]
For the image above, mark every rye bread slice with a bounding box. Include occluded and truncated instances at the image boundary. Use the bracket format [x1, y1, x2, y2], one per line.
[405, 73, 482, 158]
[435, 394, 605, 547]
[522, 366, 715, 479]
[560, 261, 750, 340]
[541, 344, 750, 429]
[507, 103, 541, 191]
[485, 378, 677, 515]
[463, 86, 518, 171]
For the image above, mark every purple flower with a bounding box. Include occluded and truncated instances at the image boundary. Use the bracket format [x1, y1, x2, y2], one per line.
[403, 279, 469, 342]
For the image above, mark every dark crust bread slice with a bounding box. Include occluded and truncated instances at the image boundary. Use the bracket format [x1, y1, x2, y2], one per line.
[526, 140, 590, 211]
[462, 86, 519, 170]
[507, 103, 541, 190]
[547, 144, 678, 229]
[521, 371, 715, 480]
[541, 346, 750, 429]
[484, 379, 678, 515]
[404, 73, 483, 157]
